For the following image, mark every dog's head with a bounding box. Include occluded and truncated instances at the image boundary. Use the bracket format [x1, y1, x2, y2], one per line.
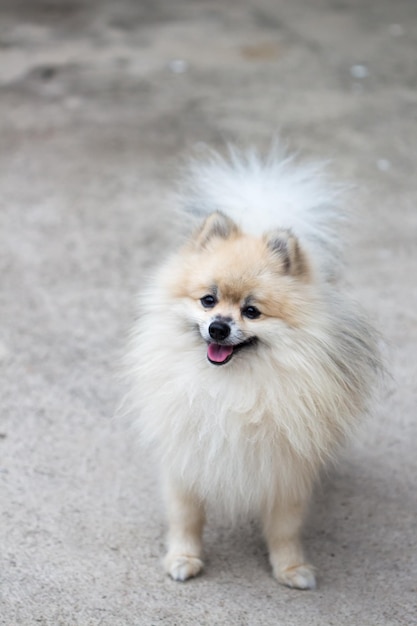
[168, 211, 314, 366]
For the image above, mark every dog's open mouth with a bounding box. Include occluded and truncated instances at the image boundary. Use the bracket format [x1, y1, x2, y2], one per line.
[207, 337, 257, 365]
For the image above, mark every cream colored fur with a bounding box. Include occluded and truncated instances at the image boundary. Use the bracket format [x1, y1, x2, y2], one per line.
[128, 148, 380, 589]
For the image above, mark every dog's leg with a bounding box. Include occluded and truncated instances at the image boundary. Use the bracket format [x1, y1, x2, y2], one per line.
[163, 479, 205, 581]
[262, 494, 316, 590]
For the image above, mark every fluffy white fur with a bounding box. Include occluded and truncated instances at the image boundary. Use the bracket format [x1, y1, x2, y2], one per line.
[183, 146, 345, 280]
[128, 147, 380, 589]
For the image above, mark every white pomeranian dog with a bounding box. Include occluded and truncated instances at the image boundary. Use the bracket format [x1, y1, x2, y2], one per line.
[128, 146, 380, 590]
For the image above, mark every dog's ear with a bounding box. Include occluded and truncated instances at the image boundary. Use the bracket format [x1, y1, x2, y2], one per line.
[264, 229, 310, 280]
[193, 211, 239, 248]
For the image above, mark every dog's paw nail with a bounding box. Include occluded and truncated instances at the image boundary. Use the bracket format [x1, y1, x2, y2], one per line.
[276, 564, 316, 590]
[164, 555, 204, 581]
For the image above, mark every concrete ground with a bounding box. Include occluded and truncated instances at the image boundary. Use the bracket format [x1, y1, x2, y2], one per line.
[1, 0, 416, 624]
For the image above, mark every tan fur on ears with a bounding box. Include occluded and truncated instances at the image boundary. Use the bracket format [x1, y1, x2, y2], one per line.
[264, 229, 310, 280]
[194, 211, 240, 248]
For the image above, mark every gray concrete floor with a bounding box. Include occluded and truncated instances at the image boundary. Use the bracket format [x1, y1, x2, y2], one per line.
[1, 1, 416, 624]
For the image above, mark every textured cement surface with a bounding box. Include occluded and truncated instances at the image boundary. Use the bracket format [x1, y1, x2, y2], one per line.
[1, 1, 417, 624]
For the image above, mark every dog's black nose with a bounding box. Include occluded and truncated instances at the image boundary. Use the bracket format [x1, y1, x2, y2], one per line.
[209, 320, 231, 341]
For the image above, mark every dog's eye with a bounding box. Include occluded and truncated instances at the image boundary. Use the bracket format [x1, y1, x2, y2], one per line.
[242, 306, 261, 319]
[200, 294, 217, 308]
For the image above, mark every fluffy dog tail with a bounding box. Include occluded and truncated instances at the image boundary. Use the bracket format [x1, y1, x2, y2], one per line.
[181, 145, 347, 281]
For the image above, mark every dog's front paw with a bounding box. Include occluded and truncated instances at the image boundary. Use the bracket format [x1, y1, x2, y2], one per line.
[164, 554, 204, 582]
[274, 563, 316, 590]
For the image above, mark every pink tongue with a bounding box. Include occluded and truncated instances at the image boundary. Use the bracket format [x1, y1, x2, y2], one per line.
[207, 343, 233, 363]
